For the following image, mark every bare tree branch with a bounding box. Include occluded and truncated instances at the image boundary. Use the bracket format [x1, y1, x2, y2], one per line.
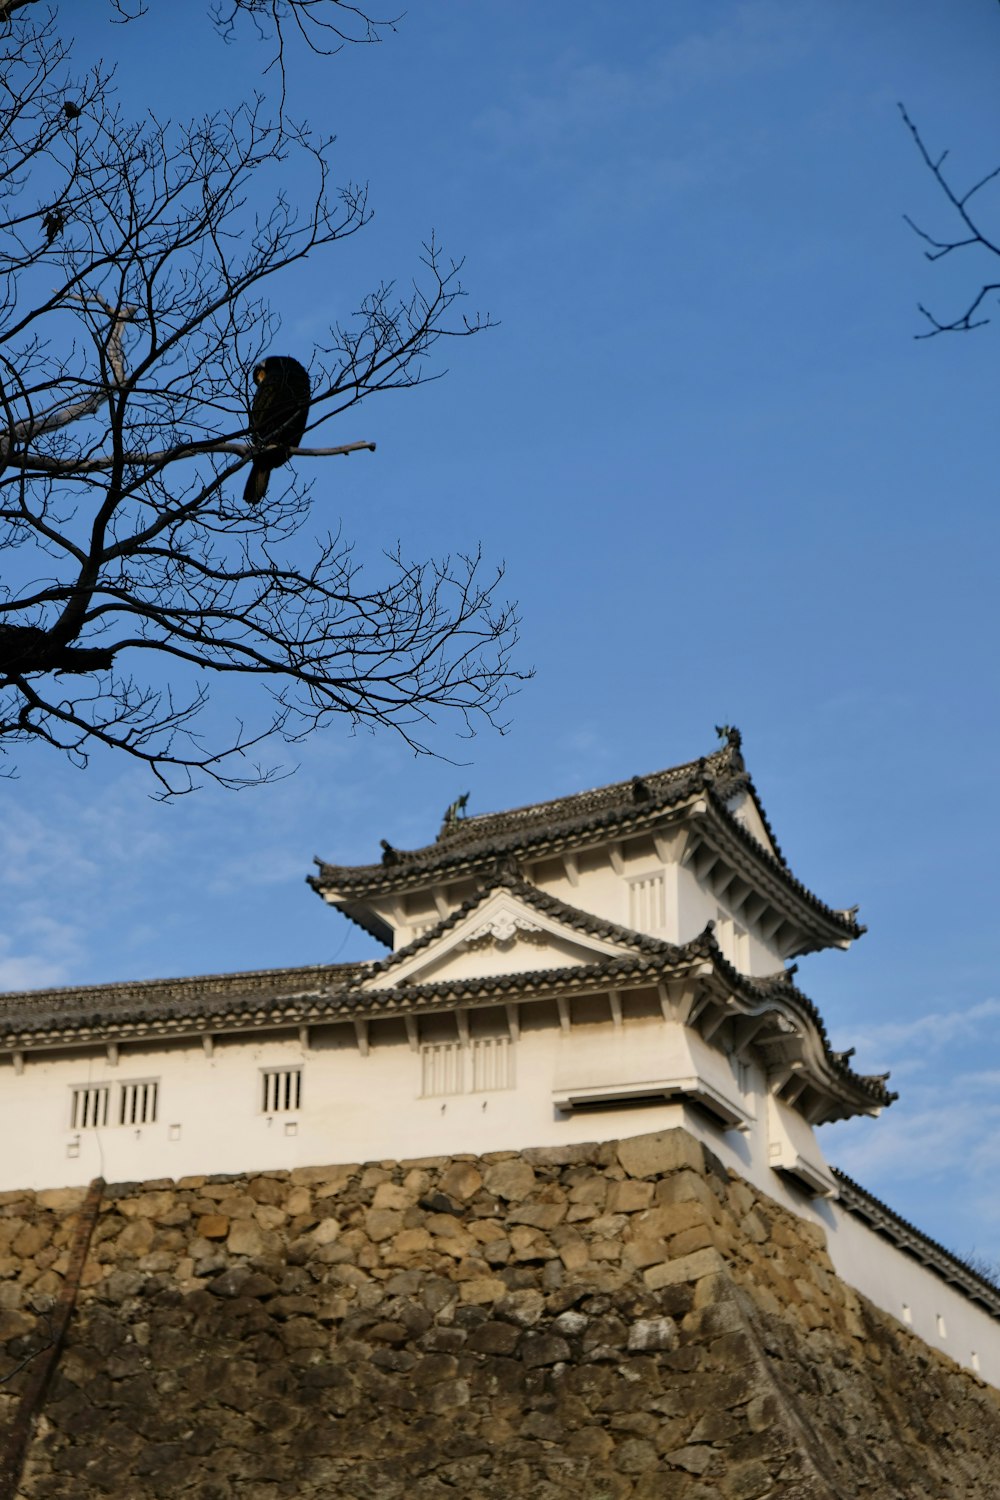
[900, 102, 1000, 337]
[0, 6, 526, 797]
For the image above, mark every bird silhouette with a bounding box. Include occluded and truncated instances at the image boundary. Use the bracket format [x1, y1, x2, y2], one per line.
[243, 356, 311, 505]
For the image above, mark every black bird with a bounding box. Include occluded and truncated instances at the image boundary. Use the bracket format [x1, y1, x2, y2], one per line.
[42, 207, 66, 245]
[243, 356, 311, 505]
[62, 101, 81, 120]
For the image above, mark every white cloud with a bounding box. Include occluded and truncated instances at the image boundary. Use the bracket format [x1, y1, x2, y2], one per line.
[825, 1040, 1000, 1251]
[0, 920, 82, 992]
[475, 0, 824, 160]
[847, 996, 1000, 1066]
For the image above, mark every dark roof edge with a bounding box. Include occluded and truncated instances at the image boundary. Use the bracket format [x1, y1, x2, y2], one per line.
[0, 928, 891, 1111]
[312, 790, 862, 947]
[368, 882, 884, 1104]
[834, 1168, 1000, 1319]
[366, 872, 682, 978]
[0, 960, 371, 1015]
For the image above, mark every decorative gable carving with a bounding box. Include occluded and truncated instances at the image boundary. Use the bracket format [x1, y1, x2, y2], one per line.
[466, 912, 543, 948]
[362, 888, 634, 992]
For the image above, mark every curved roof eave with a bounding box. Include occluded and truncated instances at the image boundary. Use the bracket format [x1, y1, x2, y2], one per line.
[0, 908, 892, 1119]
[310, 781, 863, 951]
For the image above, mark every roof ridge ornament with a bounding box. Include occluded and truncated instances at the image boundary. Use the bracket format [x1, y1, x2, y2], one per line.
[714, 723, 745, 772]
[438, 791, 470, 840]
[482, 854, 523, 887]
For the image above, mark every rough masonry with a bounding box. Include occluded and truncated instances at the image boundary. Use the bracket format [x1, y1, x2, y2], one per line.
[1, 1128, 998, 1499]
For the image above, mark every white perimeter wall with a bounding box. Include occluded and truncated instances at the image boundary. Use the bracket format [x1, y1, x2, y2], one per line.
[2, 1015, 997, 1387]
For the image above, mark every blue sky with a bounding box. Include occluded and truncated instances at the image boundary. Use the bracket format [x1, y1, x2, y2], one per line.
[4, 0, 1000, 1261]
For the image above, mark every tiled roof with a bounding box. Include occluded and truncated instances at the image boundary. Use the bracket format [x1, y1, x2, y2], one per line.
[0, 879, 892, 1117]
[434, 729, 757, 852]
[366, 870, 681, 978]
[0, 961, 369, 1036]
[309, 729, 863, 947]
[362, 878, 889, 1109]
[834, 1169, 1000, 1319]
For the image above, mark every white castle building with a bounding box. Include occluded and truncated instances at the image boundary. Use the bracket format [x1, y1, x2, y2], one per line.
[1, 728, 998, 1382]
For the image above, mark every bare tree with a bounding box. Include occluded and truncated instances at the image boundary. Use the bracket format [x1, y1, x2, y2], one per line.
[0, 5, 524, 796]
[900, 102, 1000, 337]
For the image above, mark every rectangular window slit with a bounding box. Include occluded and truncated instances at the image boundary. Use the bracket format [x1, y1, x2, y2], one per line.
[628, 873, 666, 931]
[421, 1037, 514, 1097]
[70, 1085, 109, 1130]
[261, 1067, 302, 1113]
[119, 1080, 158, 1126]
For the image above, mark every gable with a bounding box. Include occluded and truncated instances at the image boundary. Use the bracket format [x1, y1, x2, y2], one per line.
[724, 789, 778, 859]
[361, 887, 637, 992]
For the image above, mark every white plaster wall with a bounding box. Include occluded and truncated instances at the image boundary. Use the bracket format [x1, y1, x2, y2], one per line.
[2, 1017, 997, 1387]
[387, 834, 785, 978]
[815, 1197, 998, 1386]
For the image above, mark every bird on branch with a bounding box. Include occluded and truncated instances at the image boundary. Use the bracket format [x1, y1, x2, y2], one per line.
[42, 207, 66, 245]
[243, 356, 311, 505]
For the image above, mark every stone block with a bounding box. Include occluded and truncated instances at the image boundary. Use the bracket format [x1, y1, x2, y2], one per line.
[364, 1208, 403, 1242]
[627, 1316, 678, 1352]
[607, 1180, 655, 1213]
[614, 1436, 659, 1474]
[226, 1220, 266, 1257]
[567, 1425, 615, 1461]
[643, 1248, 724, 1291]
[196, 1214, 229, 1240]
[467, 1319, 522, 1354]
[458, 1275, 506, 1304]
[483, 1158, 538, 1202]
[666, 1444, 715, 1475]
[427, 1376, 470, 1410]
[617, 1128, 708, 1180]
[284, 1186, 312, 1216]
[11, 1223, 47, 1257]
[117, 1219, 155, 1256]
[252, 1204, 285, 1231]
[558, 1239, 591, 1272]
[507, 1202, 567, 1230]
[496, 1288, 545, 1326]
[392, 1227, 432, 1254]
[520, 1332, 571, 1367]
[124, 1190, 175, 1221]
[720, 1458, 775, 1499]
[655, 1171, 722, 1215]
[311, 1217, 341, 1246]
[439, 1161, 483, 1202]
[622, 1237, 671, 1270]
[371, 1182, 416, 1212]
[35, 1187, 88, 1212]
[568, 1176, 608, 1206]
[670, 1224, 718, 1258]
[291, 1163, 357, 1189]
[0, 1306, 35, 1339]
[589, 1212, 629, 1239]
[521, 1143, 599, 1166]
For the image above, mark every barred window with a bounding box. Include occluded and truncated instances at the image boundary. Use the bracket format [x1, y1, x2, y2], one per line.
[119, 1079, 158, 1126]
[628, 872, 666, 931]
[261, 1066, 302, 1113]
[70, 1085, 109, 1129]
[421, 1042, 464, 1097]
[421, 1037, 514, 1097]
[470, 1036, 514, 1092]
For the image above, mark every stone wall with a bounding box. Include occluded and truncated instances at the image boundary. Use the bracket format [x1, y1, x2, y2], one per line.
[2, 1128, 999, 1499]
